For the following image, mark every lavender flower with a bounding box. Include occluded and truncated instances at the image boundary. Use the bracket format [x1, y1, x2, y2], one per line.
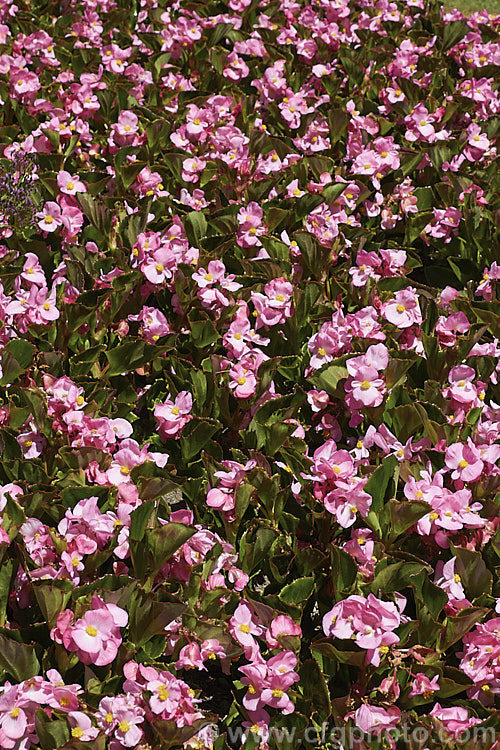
[0, 151, 40, 238]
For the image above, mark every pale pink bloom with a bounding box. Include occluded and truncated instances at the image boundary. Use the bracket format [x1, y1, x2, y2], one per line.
[434, 558, 466, 600]
[429, 703, 482, 735]
[38, 201, 62, 232]
[20, 252, 45, 285]
[175, 642, 205, 671]
[348, 365, 385, 407]
[251, 277, 294, 329]
[445, 440, 484, 482]
[147, 674, 181, 714]
[307, 389, 330, 412]
[266, 616, 302, 648]
[68, 597, 128, 666]
[409, 673, 440, 698]
[57, 170, 86, 195]
[154, 391, 193, 440]
[67, 712, 99, 741]
[353, 704, 401, 733]
[229, 600, 264, 655]
[466, 122, 490, 151]
[381, 288, 422, 328]
[17, 430, 45, 458]
[113, 704, 144, 747]
[436, 312, 470, 347]
[31, 285, 60, 322]
[229, 363, 257, 399]
[192, 260, 226, 288]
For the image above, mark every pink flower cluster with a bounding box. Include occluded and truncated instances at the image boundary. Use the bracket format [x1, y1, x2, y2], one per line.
[51, 595, 128, 666]
[323, 594, 405, 666]
[458, 617, 500, 704]
[154, 391, 193, 439]
[206, 459, 257, 517]
[0, 671, 83, 748]
[230, 601, 301, 722]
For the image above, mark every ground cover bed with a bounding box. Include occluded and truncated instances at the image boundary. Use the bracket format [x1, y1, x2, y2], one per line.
[0, 0, 499, 748]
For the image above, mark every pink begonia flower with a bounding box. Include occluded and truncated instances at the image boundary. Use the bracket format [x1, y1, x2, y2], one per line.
[353, 704, 401, 733]
[307, 389, 330, 413]
[240, 661, 267, 712]
[435, 312, 470, 347]
[17, 430, 45, 458]
[106, 439, 149, 485]
[266, 615, 302, 648]
[286, 179, 305, 198]
[113, 704, 144, 747]
[348, 365, 385, 407]
[409, 673, 440, 698]
[200, 638, 226, 662]
[52, 595, 128, 666]
[192, 260, 227, 288]
[206, 459, 255, 514]
[434, 558, 466, 600]
[223, 52, 250, 81]
[252, 277, 294, 329]
[67, 712, 99, 741]
[37, 201, 63, 232]
[429, 704, 482, 735]
[229, 363, 257, 399]
[475, 262, 500, 301]
[349, 249, 382, 287]
[229, 601, 264, 656]
[31, 286, 60, 323]
[147, 674, 182, 714]
[181, 156, 206, 183]
[445, 439, 484, 482]
[141, 247, 176, 284]
[326, 479, 372, 528]
[1, 710, 28, 742]
[20, 252, 46, 286]
[154, 391, 193, 439]
[323, 594, 402, 665]
[57, 170, 86, 195]
[175, 642, 206, 671]
[381, 287, 422, 328]
[260, 671, 298, 715]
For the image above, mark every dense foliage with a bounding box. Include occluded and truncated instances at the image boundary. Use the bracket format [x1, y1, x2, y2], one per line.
[0, 0, 499, 748]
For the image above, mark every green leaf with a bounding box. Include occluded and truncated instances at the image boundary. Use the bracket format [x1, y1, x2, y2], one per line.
[32, 580, 73, 628]
[180, 418, 221, 461]
[363, 455, 399, 513]
[450, 545, 493, 600]
[330, 545, 358, 594]
[183, 211, 207, 247]
[311, 639, 365, 667]
[370, 561, 427, 594]
[190, 317, 220, 348]
[410, 569, 448, 620]
[152, 717, 215, 750]
[35, 710, 70, 750]
[129, 500, 157, 541]
[437, 607, 489, 653]
[279, 577, 315, 604]
[105, 339, 166, 376]
[0, 634, 40, 681]
[299, 659, 331, 721]
[388, 500, 430, 539]
[442, 20, 470, 51]
[146, 522, 196, 575]
[129, 596, 187, 647]
[0, 339, 35, 386]
[0, 559, 16, 626]
[309, 364, 348, 396]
